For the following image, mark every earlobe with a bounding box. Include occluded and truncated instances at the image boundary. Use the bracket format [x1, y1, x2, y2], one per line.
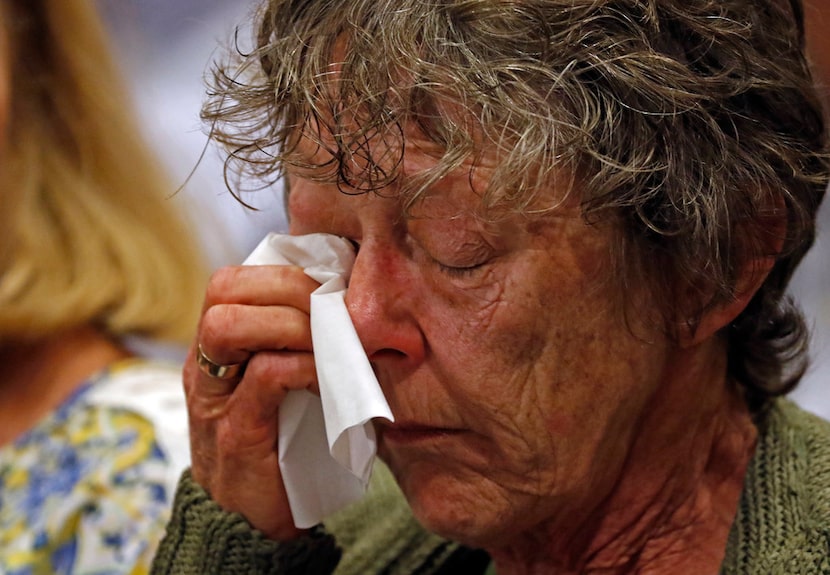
[680, 199, 787, 348]
[681, 255, 777, 347]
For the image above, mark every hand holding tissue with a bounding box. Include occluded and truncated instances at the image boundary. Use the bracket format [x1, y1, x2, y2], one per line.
[243, 233, 394, 528]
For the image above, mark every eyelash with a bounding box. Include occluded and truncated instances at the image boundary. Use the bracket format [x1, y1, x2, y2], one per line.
[435, 259, 489, 277]
[350, 237, 490, 278]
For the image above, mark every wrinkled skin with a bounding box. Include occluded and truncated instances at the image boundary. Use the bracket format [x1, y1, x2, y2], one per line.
[287, 149, 669, 545]
[186, 130, 758, 573]
[185, 263, 320, 540]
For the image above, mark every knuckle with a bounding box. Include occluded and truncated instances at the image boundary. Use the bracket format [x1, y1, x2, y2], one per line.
[277, 265, 319, 293]
[200, 304, 240, 348]
[276, 264, 304, 278]
[245, 352, 314, 391]
[205, 266, 244, 304]
[242, 354, 286, 385]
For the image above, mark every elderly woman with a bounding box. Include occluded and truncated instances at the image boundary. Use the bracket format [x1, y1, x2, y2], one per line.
[152, 0, 829, 573]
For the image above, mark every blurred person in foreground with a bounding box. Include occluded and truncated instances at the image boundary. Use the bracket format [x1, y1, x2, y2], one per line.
[0, 0, 206, 572]
[153, 0, 829, 573]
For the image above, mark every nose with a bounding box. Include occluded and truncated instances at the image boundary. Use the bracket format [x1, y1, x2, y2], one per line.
[345, 241, 426, 366]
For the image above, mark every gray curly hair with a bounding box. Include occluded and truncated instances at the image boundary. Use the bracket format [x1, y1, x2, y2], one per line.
[204, 0, 829, 408]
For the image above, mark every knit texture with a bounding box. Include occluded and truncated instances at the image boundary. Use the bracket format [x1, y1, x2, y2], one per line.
[150, 470, 341, 575]
[720, 400, 830, 574]
[151, 399, 830, 574]
[326, 463, 459, 575]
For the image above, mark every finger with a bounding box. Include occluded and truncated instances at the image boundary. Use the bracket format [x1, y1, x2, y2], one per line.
[183, 347, 244, 418]
[196, 343, 245, 379]
[186, 347, 320, 419]
[204, 265, 320, 313]
[195, 351, 317, 540]
[198, 303, 314, 368]
[186, 345, 241, 399]
[223, 351, 319, 448]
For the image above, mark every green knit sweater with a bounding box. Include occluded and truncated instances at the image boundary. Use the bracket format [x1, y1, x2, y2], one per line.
[150, 400, 830, 574]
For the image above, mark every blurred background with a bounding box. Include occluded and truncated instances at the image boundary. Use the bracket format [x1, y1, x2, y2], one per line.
[97, 0, 830, 417]
[99, 0, 282, 269]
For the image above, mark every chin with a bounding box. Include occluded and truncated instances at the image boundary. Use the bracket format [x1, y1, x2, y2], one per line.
[388, 456, 517, 548]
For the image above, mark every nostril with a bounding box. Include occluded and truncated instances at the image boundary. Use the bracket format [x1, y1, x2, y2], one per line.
[369, 349, 408, 362]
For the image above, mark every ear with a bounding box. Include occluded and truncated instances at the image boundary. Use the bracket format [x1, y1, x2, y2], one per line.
[680, 198, 787, 347]
[682, 257, 775, 347]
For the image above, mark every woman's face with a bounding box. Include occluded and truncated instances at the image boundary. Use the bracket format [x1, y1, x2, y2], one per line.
[288, 129, 672, 549]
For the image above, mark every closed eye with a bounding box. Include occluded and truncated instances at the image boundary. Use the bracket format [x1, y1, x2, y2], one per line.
[435, 259, 489, 277]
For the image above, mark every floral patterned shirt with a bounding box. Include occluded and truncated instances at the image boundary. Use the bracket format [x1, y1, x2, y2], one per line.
[0, 359, 189, 575]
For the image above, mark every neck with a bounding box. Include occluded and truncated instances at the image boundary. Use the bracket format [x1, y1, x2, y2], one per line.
[0, 325, 131, 445]
[488, 341, 757, 575]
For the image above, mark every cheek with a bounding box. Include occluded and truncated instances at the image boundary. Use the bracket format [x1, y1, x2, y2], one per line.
[430, 271, 509, 338]
[422, 242, 662, 442]
[417, 267, 561, 443]
[425, 253, 601, 388]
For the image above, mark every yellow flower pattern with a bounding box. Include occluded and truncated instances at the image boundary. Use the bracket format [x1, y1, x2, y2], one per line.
[0, 362, 181, 575]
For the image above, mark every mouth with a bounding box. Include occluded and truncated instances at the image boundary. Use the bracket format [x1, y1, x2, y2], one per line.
[378, 422, 465, 445]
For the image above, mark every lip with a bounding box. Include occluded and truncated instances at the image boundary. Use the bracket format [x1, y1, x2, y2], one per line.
[378, 422, 464, 444]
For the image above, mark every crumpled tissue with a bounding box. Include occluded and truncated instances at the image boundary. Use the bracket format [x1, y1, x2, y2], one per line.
[243, 232, 394, 528]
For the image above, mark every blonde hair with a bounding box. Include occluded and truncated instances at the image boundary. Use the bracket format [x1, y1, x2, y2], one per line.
[0, 0, 206, 344]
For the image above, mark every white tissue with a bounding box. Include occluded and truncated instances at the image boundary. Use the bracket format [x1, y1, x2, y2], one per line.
[243, 232, 394, 528]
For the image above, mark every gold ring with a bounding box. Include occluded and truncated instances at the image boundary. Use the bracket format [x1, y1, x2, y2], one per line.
[196, 344, 246, 380]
